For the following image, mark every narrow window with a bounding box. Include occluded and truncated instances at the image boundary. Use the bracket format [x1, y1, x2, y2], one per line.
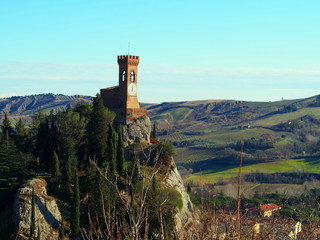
[130, 70, 135, 82]
[122, 71, 126, 82]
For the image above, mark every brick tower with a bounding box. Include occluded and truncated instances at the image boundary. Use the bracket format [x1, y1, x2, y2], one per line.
[100, 55, 147, 123]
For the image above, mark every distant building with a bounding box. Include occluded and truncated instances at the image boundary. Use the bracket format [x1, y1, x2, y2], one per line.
[259, 203, 281, 217]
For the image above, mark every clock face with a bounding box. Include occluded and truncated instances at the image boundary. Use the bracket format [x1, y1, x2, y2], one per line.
[128, 83, 137, 96]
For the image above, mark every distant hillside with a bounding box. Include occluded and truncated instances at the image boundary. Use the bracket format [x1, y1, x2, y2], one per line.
[2, 93, 320, 179]
[142, 95, 320, 169]
[2, 93, 319, 131]
[0, 93, 92, 124]
[143, 95, 320, 134]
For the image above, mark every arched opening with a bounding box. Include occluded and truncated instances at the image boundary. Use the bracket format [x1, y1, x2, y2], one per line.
[122, 71, 126, 82]
[130, 70, 135, 82]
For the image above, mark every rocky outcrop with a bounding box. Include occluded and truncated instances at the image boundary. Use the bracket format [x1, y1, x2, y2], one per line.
[14, 178, 62, 240]
[163, 157, 195, 232]
[122, 116, 151, 146]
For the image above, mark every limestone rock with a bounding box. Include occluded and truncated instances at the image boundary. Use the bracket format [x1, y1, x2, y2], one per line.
[163, 158, 194, 232]
[14, 178, 62, 240]
[122, 116, 151, 146]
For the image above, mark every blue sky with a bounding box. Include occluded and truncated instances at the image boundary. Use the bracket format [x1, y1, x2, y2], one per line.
[0, 1, 319, 103]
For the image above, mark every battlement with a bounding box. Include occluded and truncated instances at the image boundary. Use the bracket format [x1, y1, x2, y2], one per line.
[118, 55, 140, 66]
[118, 55, 140, 60]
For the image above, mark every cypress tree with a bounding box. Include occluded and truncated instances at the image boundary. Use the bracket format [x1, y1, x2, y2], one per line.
[87, 94, 115, 168]
[187, 183, 191, 193]
[151, 122, 157, 139]
[85, 164, 116, 222]
[71, 169, 80, 237]
[116, 126, 125, 176]
[36, 225, 41, 240]
[107, 124, 117, 173]
[52, 151, 61, 180]
[30, 187, 36, 237]
[59, 223, 65, 239]
[51, 111, 85, 195]
[129, 156, 141, 189]
[152, 175, 157, 192]
[36, 118, 53, 166]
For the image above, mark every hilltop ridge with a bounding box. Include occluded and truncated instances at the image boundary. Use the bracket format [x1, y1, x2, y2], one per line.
[0, 93, 92, 123]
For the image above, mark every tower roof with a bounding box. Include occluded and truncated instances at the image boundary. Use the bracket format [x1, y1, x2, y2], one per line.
[118, 55, 140, 65]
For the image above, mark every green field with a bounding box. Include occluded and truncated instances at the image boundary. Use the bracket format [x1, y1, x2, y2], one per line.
[170, 105, 320, 164]
[201, 127, 275, 144]
[152, 107, 193, 122]
[185, 158, 320, 184]
[252, 107, 320, 126]
[175, 147, 216, 163]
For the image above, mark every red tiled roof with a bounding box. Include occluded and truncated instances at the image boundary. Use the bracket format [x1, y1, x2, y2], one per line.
[150, 138, 160, 144]
[259, 203, 281, 212]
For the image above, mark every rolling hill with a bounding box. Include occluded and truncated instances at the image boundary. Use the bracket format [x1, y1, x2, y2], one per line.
[0, 93, 92, 124]
[1, 93, 320, 183]
[144, 95, 320, 183]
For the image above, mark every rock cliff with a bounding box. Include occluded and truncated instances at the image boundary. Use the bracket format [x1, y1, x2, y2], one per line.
[163, 157, 195, 232]
[122, 116, 151, 146]
[14, 178, 62, 240]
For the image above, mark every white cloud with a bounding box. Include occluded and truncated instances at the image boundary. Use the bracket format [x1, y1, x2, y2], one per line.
[0, 61, 319, 102]
[0, 74, 111, 82]
[0, 92, 20, 98]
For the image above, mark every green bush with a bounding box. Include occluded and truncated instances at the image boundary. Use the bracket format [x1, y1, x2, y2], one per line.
[158, 141, 175, 158]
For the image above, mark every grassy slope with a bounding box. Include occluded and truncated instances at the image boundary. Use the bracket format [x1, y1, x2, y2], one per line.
[186, 158, 320, 184]
[172, 107, 320, 163]
[252, 107, 320, 126]
[148, 97, 320, 183]
[151, 107, 192, 122]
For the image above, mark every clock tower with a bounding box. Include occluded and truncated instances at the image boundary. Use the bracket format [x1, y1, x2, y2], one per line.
[100, 55, 147, 123]
[118, 55, 140, 109]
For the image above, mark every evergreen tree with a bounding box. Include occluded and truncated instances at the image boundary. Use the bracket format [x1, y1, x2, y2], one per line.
[30, 187, 36, 237]
[67, 156, 74, 185]
[151, 122, 157, 139]
[1, 113, 14, 138]
[29, 110, 45, 155]
[107, 124, 117, 173]
[36, 118, 53, 166]
[0, 133, 26, 204]
[85, 163, 116, 222]
[52, 151, 61, 180]
[59, 223, 65, 239]
[128, 156, 141, 191]
[71, 169, 80, 237]
[36, 225, 41, 240]
[152, 175, 157, 192]
[87, 94, 115, 168]
[116, 126, 125, 176]
[187, 183, 191, 193]
[51, 111, 85, 195]
[14, 118, 29, 153]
